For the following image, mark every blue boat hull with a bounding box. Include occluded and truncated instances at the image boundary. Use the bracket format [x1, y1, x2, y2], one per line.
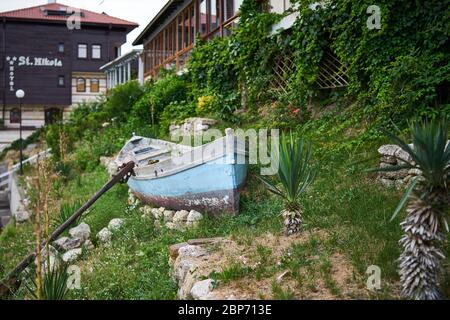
[128, 156, 248, 215]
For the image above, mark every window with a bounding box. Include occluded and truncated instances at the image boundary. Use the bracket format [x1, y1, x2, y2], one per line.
[76, 78, 86, 92]
[92, 44, 102, 59]
[58, 75, 65, 87]
[78, 44, 87, 59]
[210, 0, 220, 31]
[10, 108, 21, 124]
[90, 79, 100, 93]
[224, 0, 242, 21]
[114, 47, 121, 59]
[58, 42, 65, 53]
[200, 0, 207, 35]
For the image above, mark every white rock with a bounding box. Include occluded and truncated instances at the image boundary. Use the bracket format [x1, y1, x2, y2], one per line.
[14, 210, 30, 223]
[35, 245, 59, 272]
[178, 245, 208, 259]
[165, 222, 176, 230]
[163, 210, 175, 222]
[151, 208, 163, 219]
[53, 237, 82, 251]
[108, 218, 125, 232]
[158, 207, 166, 213]
[378, 145, 399, 157]
[69, 223, 91, 242]
[97, 228, 113, 244]
[190, 279, 214, 300]
[62, 248, 82, 263]
[173, 210, 189, 223]
[187, 210, 203, 227]
[83, 240, 95, 250]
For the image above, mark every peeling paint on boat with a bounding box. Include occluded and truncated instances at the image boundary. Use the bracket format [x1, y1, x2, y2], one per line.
[119, 130, 248, 215]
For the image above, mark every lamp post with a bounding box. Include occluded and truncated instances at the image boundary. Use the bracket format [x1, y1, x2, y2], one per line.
[15, 89, 25, 174]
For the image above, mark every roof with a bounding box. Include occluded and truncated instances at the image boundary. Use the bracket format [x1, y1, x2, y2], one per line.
[100, 49, 142, 71]
[133, 0, 186, 45]
[0, 2, 138, 29]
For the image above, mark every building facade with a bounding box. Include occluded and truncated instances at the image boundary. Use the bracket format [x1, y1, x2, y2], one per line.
[100, 49, 143, 89]
[133, 0, 294, 81]
[0, 2, 137, 129]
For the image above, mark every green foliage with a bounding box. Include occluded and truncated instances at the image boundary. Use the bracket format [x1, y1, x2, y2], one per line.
[55, 201, 83, 227]
[289, 0, 450, 126]
[159, 100, 196, 134]
[24, 264, 70, 300]
[188, 37, 241, 120]
[259, 133, 316, 211]
[103, 81, 144, 122]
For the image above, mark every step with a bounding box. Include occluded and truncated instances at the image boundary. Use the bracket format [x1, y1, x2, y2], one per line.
[0, 191, 8, 203]
[0, 216, 11, 228]
[0, 209, 10, 217]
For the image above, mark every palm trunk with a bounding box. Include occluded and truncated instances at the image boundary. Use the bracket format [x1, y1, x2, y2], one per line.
[399, 190, 448, 300]
[282, 209, 303, 236]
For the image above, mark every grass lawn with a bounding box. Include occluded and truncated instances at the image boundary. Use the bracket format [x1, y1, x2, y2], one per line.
[1, 121, 449, 300]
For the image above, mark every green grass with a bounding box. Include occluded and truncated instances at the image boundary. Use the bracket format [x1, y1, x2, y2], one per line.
[2, 113, 449, 300]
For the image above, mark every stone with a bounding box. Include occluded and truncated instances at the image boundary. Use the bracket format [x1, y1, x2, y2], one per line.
[53, 237, 82, 251]
[173, 210, 189, 223]
[151, 208, 163, 219]
[163, 210, 175, 222]
[190, 279, 214, 300]
[187, 238, 226, 246]
[62, 248, 82, 263]
[380, 156, 397, 165]
[69, 223, 91, 242]
[100, 156, 119, 177]
[169, 242, 189, 259]
[14, 210, 30, 223]
[83, 240, 95, 250]
[408, 168, 422, 176]
[187, 210, 203, 227]
[97, 227, 113, 244]
[35, 245, 59, 272]
[178, 245, 208, 259]
[165, 222, 176, 230]
[378, 145, 399, 157]
[108, 218, 125, 232]
[379, 178, 395, 188]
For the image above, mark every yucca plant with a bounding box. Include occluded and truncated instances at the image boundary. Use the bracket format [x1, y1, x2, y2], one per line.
[259, 133, 316, 235]
[379, 119, 449, 300]
[55, 201, 83, 227]
[23, 263, 70, 300]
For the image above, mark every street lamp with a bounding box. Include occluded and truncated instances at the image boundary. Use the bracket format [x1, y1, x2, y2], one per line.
[16, 89, 25, 174]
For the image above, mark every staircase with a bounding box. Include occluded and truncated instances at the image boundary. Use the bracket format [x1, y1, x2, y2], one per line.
[0, 190, 11, 229]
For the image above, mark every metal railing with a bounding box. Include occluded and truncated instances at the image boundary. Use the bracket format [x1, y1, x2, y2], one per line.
[0, 149, 52, 190]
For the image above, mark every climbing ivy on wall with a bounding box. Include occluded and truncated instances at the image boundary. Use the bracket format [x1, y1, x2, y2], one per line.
[289, 0, 450, 125]
[188, 0, 449, 130]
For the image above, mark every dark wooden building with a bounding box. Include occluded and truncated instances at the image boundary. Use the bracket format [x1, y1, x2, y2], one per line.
[0, 1, 137, 129]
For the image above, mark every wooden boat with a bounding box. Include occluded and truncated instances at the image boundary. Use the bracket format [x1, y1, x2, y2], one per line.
[116, 129, 247, 215]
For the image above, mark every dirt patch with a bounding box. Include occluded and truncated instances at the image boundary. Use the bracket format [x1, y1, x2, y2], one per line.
[172, 229, 371, 300]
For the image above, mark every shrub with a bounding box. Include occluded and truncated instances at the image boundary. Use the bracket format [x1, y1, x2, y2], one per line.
[103, 81, 144, 122]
